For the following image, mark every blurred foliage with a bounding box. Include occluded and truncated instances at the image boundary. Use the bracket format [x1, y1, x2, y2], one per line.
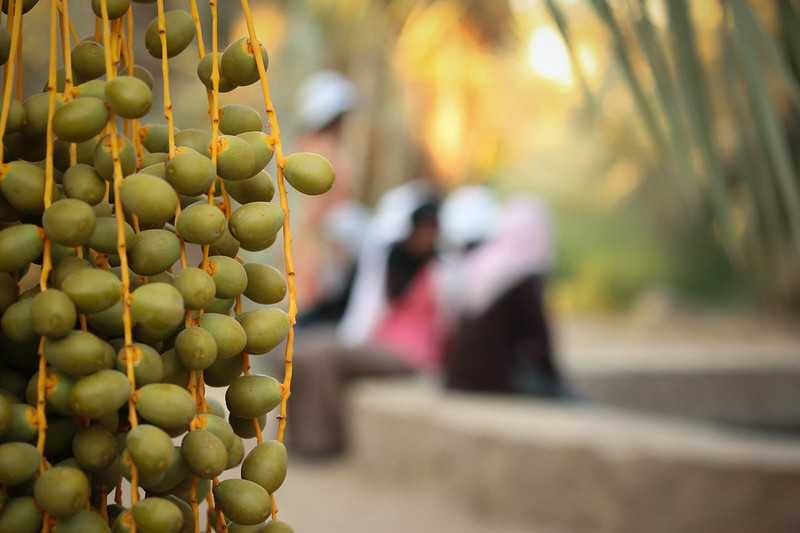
[139, 0, 800, 313]
[269, 0, 800, 311]
[553, 0, 800, 311]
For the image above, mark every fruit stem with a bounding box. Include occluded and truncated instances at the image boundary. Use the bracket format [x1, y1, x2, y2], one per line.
[0, 0, 22, 162]
[190, 476, 200, 533]
[35, 337, 49, 460]
[239, 0, 297, 448]
[57, 0, 75, 99]
[209, 479, 225, 533]
[156, 0, 176, 158]
[100, 0, 140, 517]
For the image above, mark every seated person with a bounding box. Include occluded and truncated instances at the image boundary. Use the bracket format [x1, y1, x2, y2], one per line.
[444, 194, 566, 397]
[287, 181, 446, 456]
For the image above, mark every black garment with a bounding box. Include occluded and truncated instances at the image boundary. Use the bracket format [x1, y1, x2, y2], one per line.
[385, 242, 435, 302]
[445, 274, 560, 395]
[295, 263, 357, 328]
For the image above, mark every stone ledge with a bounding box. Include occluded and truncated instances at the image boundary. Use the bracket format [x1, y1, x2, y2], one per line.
[555, 318, 800, 428]
[347, 377, 800, 533]
[570, 369, 800, 429]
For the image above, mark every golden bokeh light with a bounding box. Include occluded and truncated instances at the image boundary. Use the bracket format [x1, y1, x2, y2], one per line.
[228, 4, 287, 53]
[527, 25, 573, 84]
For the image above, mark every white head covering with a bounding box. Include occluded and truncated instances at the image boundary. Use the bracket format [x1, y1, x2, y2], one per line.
[297, 70, 357, 132]
[320, 200, 371, 257]
[337, 179, 438, 346]
[439, 184, 499, 249]
[456, 194, 554, 315]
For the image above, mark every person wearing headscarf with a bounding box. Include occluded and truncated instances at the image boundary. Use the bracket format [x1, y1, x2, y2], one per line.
[287, 180, 446, 456]
[337, 179, 446, 369]
[443, 193, 564, 396]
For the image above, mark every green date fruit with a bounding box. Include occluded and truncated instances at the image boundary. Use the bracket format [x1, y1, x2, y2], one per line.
[196, 53, 235, 93]
[237, 308, 290, 355]
[62, 164, 106, 206]
[94, 134, 137, 181]
[72, 425, 118, 472]
[228, 201, 284, 248]
[127, 424, 175, 474]
[174, 128, 211, 155]
[225, 169, 275, 204]
[220, 37, 269, 87]
[181, 428, 227, 479]
[198, 313, 247, 359]
[116, 342, 164, 386]
[61, 268, 121, 314]
[176, 203, 226, 245]
[219, 104, 262, 135]
[136, 384, 196, 430]
[139, 123, 173, 153]
[225, 374, 281, 419]
[211, 135, 255, 182]
[1, 161, 56, 214]
[174, 326, 217, 370]
[0, 442, 40, 485]
[89, 217, 135, 255]
[0, 497, 43, 533]
[243, 263, 286, 304]
[30, 288, 76, 339]
[129, 282, 184, 331]
[69, 368, 130, 419]
[165, 147, 216, 195]
[133, 496, 184, 533]
[262, 520, 295, 533]
[202, 354, 243, 388]
[173, 267, 215, 311]
[144, 10, 196, 59]
[52, 97, 109, 142]
[33, 466, 89, 519]
[208, 255, 247, 299]
[127, 230, 181, 276]
[53, 508, 110, 533]
[43, 198, 97, 247]
[241, 440, 287, 493]
[0, 224, 43, 273]
[91, 0, 130, 19]
[283, 152, 335, 196]
[70, 41, 106, 81]
[22, 92, 61, 138]
[120, 173, 178, 227]
[215, 479, 271, 525]
[105, 75, 152, 119]
[44, 330, 114, 376]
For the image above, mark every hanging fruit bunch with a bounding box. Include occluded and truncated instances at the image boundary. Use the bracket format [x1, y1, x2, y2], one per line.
[0, 0, 335, 531]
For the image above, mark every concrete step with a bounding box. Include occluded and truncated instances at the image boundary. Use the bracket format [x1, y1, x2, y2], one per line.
[347, 377, 800, 533]
[556, 315, 800, 428]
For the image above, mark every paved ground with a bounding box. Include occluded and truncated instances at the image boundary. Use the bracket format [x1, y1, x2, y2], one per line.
[271, 455, 551, 533]
[258, 311, 800, 532]
[205, 310, 800, 532]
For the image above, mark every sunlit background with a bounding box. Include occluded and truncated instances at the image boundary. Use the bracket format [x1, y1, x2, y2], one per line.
[13, 0, 799, 314]
[243, 0, 798, 315]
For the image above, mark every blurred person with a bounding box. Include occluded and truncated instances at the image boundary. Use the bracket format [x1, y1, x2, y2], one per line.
[291, 70, 361, 312]
[443, 193, 566, 396]
[287, 180, 447, 456]
[437, 184, 501, 327]
[294, 200, 371, 327]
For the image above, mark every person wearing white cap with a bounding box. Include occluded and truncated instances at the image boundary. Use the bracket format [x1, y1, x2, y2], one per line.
[291, 70, 360, 311]
[296, 69, 357, 133]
